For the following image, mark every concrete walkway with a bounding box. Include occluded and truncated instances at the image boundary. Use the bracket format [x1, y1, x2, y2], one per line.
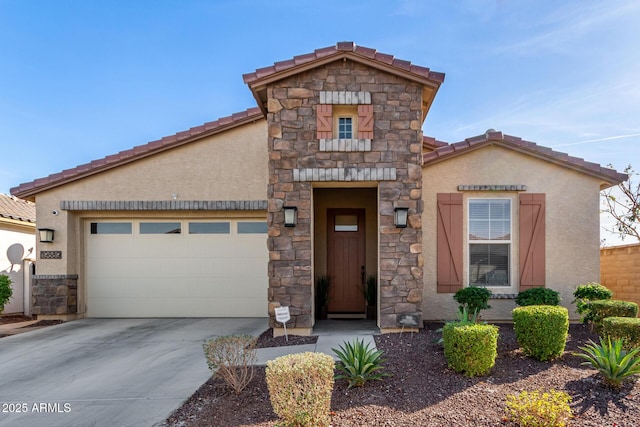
[256, 319, 379, 365]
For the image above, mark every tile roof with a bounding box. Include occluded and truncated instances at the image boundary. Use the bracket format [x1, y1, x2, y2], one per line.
[11, 108, 264, 200]
[422, 136, 449, 151]
[422, 130, 627, 187]
[0, 193, 36, 223]
[243, 41, 445, 86]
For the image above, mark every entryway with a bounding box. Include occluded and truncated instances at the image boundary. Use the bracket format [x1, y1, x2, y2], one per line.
[313, 187, 378, 321]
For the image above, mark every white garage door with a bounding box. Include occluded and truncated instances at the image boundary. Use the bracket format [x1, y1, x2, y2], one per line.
[86, 219, 268, 317]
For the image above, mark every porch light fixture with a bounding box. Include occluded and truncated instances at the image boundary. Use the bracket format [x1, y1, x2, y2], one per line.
[394, 207, 409, 228]
[38, 228, 55, 243]
[283, 206, 298, 227]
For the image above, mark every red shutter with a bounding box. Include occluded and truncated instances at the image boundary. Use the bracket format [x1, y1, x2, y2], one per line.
[437, 193, 463, 293]
[316, 104, 332, 139]
[357, 104, 374, 139]
[519, 193, 546, 290]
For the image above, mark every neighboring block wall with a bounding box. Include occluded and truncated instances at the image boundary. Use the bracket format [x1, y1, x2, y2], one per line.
[266, 59, 424, 330]
[600, 243, 640, 307]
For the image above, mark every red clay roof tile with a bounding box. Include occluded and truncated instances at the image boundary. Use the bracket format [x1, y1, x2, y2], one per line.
[422, 131, 627, 186]
[243, 42, 445, 85]
[0, 193, 36, 223]
[11, 107, 263, 199]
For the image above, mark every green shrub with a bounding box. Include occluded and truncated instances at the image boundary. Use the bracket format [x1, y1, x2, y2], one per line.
[453, 286, 492, 317]
[590, 300, 638, 333]
[202, 335, 257, 394]
[602, 317, 640, 351]
[0, 274, 13, 313]
[333, 338, 389, 388]
[515, 287, 561, 307]
[573, 282, 613, 324]
[512, 305, 569, 361]
[505, 389, 572, 427]
[442, 322, 498, 376]
[266, 352, 334, 427]
[576, 337, 640, 390]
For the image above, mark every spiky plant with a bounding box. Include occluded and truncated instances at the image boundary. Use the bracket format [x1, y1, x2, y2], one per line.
[332, 338, 389, 388]
[576, 337, 640, 390]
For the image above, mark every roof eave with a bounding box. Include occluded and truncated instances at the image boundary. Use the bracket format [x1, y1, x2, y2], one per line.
[11, 109, 264, 200]
[422, 139, 628, 187]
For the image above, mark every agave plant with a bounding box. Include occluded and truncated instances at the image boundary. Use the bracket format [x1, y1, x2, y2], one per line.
[576, 337, 640, 390]
[332, 339, 389, 388]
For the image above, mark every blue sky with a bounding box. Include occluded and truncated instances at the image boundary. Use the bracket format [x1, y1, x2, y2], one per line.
[1, 0, 638, 243]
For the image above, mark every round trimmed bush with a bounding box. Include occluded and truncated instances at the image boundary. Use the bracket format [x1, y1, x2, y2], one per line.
[443, 322, 498, 377]
[512, 305, 569, 361]
[515, 287, 561, 307]
[266, 352, 334, 427]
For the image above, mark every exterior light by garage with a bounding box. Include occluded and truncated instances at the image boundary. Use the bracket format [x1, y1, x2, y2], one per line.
[283, 206, 298, 227]
[394, 207, 409, 228]
[38, 228, 55, 243]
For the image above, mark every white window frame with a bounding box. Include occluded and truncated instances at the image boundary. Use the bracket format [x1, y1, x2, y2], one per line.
[466, 197, 514, 290]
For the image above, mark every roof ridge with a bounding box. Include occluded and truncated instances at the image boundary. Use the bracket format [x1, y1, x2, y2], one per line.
[11, 107, 263, 199]
[243, 41, 445, 84]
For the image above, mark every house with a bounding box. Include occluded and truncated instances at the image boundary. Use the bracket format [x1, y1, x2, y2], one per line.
[11, 42, 626, 333]
[0, 193, 36, 315]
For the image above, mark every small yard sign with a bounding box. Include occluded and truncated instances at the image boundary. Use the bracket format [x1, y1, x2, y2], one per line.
[274, 306, 290, 341]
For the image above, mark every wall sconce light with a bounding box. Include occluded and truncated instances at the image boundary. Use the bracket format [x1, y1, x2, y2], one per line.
[283, 206, 298, 227]
[394, 207, 409, 228]
[38, 228, 55, 243]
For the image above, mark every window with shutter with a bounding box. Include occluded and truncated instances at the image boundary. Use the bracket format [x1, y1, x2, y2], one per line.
[316, 101, 374, 144]
[437, 193, 463, 293]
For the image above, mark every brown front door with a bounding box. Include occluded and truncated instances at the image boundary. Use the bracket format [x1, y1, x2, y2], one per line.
[327, 209, 365, 313]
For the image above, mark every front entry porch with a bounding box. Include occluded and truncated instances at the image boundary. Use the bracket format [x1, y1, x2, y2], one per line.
[313, 188, 378, 323]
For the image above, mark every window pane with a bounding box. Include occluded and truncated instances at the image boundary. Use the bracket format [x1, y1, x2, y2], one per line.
[469, 244, 510, 286]
[238, 222, 267, 234]
[188, 222, 230, 234]
[90, 222, 132, 234]
[338, 117, 353, 139]
[469, 199, 510, 241]
[334, 214, 358, 232]
[140, 222, 181, 234]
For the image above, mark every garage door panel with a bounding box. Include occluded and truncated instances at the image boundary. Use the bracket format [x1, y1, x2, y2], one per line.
[86, 219, 268, 318]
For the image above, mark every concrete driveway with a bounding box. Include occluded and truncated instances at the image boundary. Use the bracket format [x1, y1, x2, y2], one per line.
[0, 318, 267, 427]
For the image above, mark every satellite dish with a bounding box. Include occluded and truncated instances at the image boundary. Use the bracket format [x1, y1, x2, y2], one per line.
[7, 243, 25, 265]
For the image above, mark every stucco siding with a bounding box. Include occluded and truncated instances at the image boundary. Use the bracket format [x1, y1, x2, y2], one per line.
[422, 145, 602, 321]
[32, 120, 267, 278]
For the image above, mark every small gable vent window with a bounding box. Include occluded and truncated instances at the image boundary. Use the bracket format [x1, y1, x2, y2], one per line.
[316, 91, 373, 146]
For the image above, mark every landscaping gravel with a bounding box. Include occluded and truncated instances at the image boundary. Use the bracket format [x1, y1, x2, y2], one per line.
[162, 323, 640, 426]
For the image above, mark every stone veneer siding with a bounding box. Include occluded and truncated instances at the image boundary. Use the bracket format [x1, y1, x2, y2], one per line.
[32, 274, 78, 316]
[266, 60, 424, 330]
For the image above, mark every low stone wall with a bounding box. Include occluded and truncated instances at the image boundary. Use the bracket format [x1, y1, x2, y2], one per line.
[600, 243, 640, 307]
[32, 274, 78, 317]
